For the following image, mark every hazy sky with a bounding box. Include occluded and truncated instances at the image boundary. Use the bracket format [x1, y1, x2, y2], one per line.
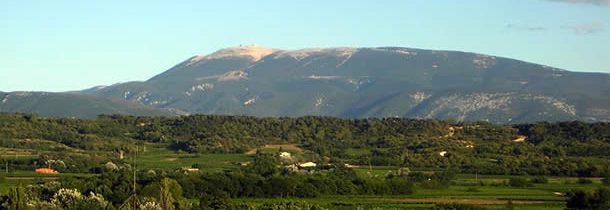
[1, 0, 609, 92]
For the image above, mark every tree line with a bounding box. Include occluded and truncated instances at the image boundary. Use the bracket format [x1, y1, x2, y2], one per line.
[0, 113, 609, 176]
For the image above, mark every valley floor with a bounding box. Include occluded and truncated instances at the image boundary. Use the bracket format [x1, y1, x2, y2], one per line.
[1, 143, 607, 209]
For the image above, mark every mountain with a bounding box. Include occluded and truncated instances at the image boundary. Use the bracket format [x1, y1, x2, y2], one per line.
[0, 91, 176, 118]
[81, 45, 610, 123]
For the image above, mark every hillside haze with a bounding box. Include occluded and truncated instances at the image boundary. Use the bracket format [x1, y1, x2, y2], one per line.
[0, 91, 175, 118]
[77, 45, 610, 123]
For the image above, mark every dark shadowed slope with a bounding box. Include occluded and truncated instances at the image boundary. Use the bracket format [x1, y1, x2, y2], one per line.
[0, 91, 176, 118]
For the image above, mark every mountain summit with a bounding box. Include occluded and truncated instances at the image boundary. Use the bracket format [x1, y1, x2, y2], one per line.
[188, 45, 279, 65]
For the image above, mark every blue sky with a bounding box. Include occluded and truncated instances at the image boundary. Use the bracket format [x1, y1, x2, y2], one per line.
[1, 0, 609, 92]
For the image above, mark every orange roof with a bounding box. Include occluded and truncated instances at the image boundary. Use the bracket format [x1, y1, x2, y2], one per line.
[35, 168, 59, 174]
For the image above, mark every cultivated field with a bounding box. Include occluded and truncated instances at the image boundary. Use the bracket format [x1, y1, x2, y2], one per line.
[1, 144, 608, 209]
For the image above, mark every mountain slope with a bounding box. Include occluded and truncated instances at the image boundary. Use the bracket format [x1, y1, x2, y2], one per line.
[85, 45, 610, 123]
[0, 91, 176, 118]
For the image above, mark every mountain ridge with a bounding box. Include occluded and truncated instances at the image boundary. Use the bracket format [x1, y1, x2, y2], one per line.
[84, 46, 610, 123]
[3, 46, 608, 122]
[0, 91, 177, 118]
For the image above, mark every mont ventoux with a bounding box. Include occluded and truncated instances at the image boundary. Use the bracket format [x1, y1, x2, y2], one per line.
[2, 45, 609, 123]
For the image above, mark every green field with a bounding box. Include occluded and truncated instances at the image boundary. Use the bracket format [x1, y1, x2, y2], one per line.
[232, 181, 608, 210]
[1, 144, 607, 209]
[136, 143, 251, 172]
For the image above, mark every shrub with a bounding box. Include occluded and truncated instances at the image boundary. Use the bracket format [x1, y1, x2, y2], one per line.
[432, 203, 486, 210]
[387, 178, 415, 195]
[420, 180, 446, 189]
[577, 178, 593, 185]
[199, 191, 232, 210]
[191, 163, 202, 169]
[508, 177, 532, 188]
[529, 176, 548, 184]
[466, 187, 480, 192]
[258, 201, 327, 210]
[505, 199, 514, 210]
[602, 176, 610, 185]
[566, 188, 609, 210]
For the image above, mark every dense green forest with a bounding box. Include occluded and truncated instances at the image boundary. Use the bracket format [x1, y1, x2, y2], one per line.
[1, 113, 608, 176]
[0, 113, 609, 209]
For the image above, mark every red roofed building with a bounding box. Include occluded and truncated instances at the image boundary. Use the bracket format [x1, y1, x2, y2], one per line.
[35, 168, 59, 174]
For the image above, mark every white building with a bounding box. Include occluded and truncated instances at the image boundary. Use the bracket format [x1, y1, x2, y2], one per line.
[439, 151, 448, 157]
[299, 162, 317, 168]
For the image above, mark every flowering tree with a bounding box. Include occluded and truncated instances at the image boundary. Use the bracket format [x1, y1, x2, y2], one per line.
[28, 188, 109, 210]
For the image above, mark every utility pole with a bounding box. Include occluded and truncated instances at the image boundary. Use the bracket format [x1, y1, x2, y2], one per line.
[133, 144, 138, 210]
[118, 143, 139, 210]
[475, 171, 478, 184]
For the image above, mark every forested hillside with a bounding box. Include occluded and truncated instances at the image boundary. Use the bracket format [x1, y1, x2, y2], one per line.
[1, 113, 608, 176]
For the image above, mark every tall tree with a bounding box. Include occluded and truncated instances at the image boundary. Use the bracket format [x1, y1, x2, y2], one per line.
[7, 186, 27, 210]
[159, 178, 175, 210]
